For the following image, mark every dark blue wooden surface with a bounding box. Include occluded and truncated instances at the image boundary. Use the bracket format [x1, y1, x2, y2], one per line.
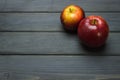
[0, 0, 120, 80]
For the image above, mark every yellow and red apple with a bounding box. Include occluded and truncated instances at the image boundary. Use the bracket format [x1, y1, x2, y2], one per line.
[60, 5, 85, 32]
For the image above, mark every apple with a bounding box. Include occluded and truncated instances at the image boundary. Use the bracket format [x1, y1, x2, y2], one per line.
[60, 5, 85, 32]
[78, 15, 109, 48]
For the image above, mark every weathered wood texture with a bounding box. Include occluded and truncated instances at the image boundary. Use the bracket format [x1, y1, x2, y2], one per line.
[0, 56, 120, 74]
[0, 56, 120, 80]
[0, 13, 120, 31]
[0, 0, 120, 79]
[0, 0, 119, 11]
[0, 32, 119, 55]
[8, 73, 120, 80]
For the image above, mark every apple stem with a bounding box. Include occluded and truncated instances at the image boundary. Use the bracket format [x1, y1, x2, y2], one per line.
[91, 19, 97, 25]
[69, 8, 72, 13]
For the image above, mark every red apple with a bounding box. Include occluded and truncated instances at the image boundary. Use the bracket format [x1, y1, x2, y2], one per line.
[78, 15, 109, 48]
[60, 5, 85, 31]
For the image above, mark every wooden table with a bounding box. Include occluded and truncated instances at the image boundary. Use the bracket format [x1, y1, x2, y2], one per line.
[0, 0, 120, 80]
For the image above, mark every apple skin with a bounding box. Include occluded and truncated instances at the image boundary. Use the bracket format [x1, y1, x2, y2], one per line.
[78, 15, 109, 48]
[60, 5, 85, 32]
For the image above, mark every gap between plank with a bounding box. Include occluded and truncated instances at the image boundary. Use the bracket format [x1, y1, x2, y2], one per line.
[0, 31, 119, 33]
[0, 11, 120, 13]
[0, 53, 120, 56]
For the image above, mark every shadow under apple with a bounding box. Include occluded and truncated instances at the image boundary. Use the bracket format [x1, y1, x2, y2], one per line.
[79, 41, 107, 56]
[61, 24, 78, 35]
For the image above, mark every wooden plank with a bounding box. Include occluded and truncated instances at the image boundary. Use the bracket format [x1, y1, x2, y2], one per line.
[51, 0, 120, 12]
[9, 73, 120, 80]
[0, 56, 120, 80]
[0, 32, 119, 55]
[8, 73, 120, 80]
[0, 0, 52, 12]
[0, 0, 5, 10]
[9, 74, 96, 80]
[0, 13, 120, 31]
[0, 72, 8, 80]
[0, 0, 120, 11]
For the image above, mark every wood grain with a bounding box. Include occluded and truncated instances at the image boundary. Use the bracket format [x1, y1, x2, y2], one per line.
[0, 72, 7, 80]
[9, 73, 96, 80]
[51, 0, 120, 12]
[0, 0, 119, 12]
[0, 13, 120, 32]
[0, 32, 119, 55]
[0, 0, 52, 12]
[0, 0, 120, 80]
[0, 56, 120, 80]
[8, 73, 120, 80]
